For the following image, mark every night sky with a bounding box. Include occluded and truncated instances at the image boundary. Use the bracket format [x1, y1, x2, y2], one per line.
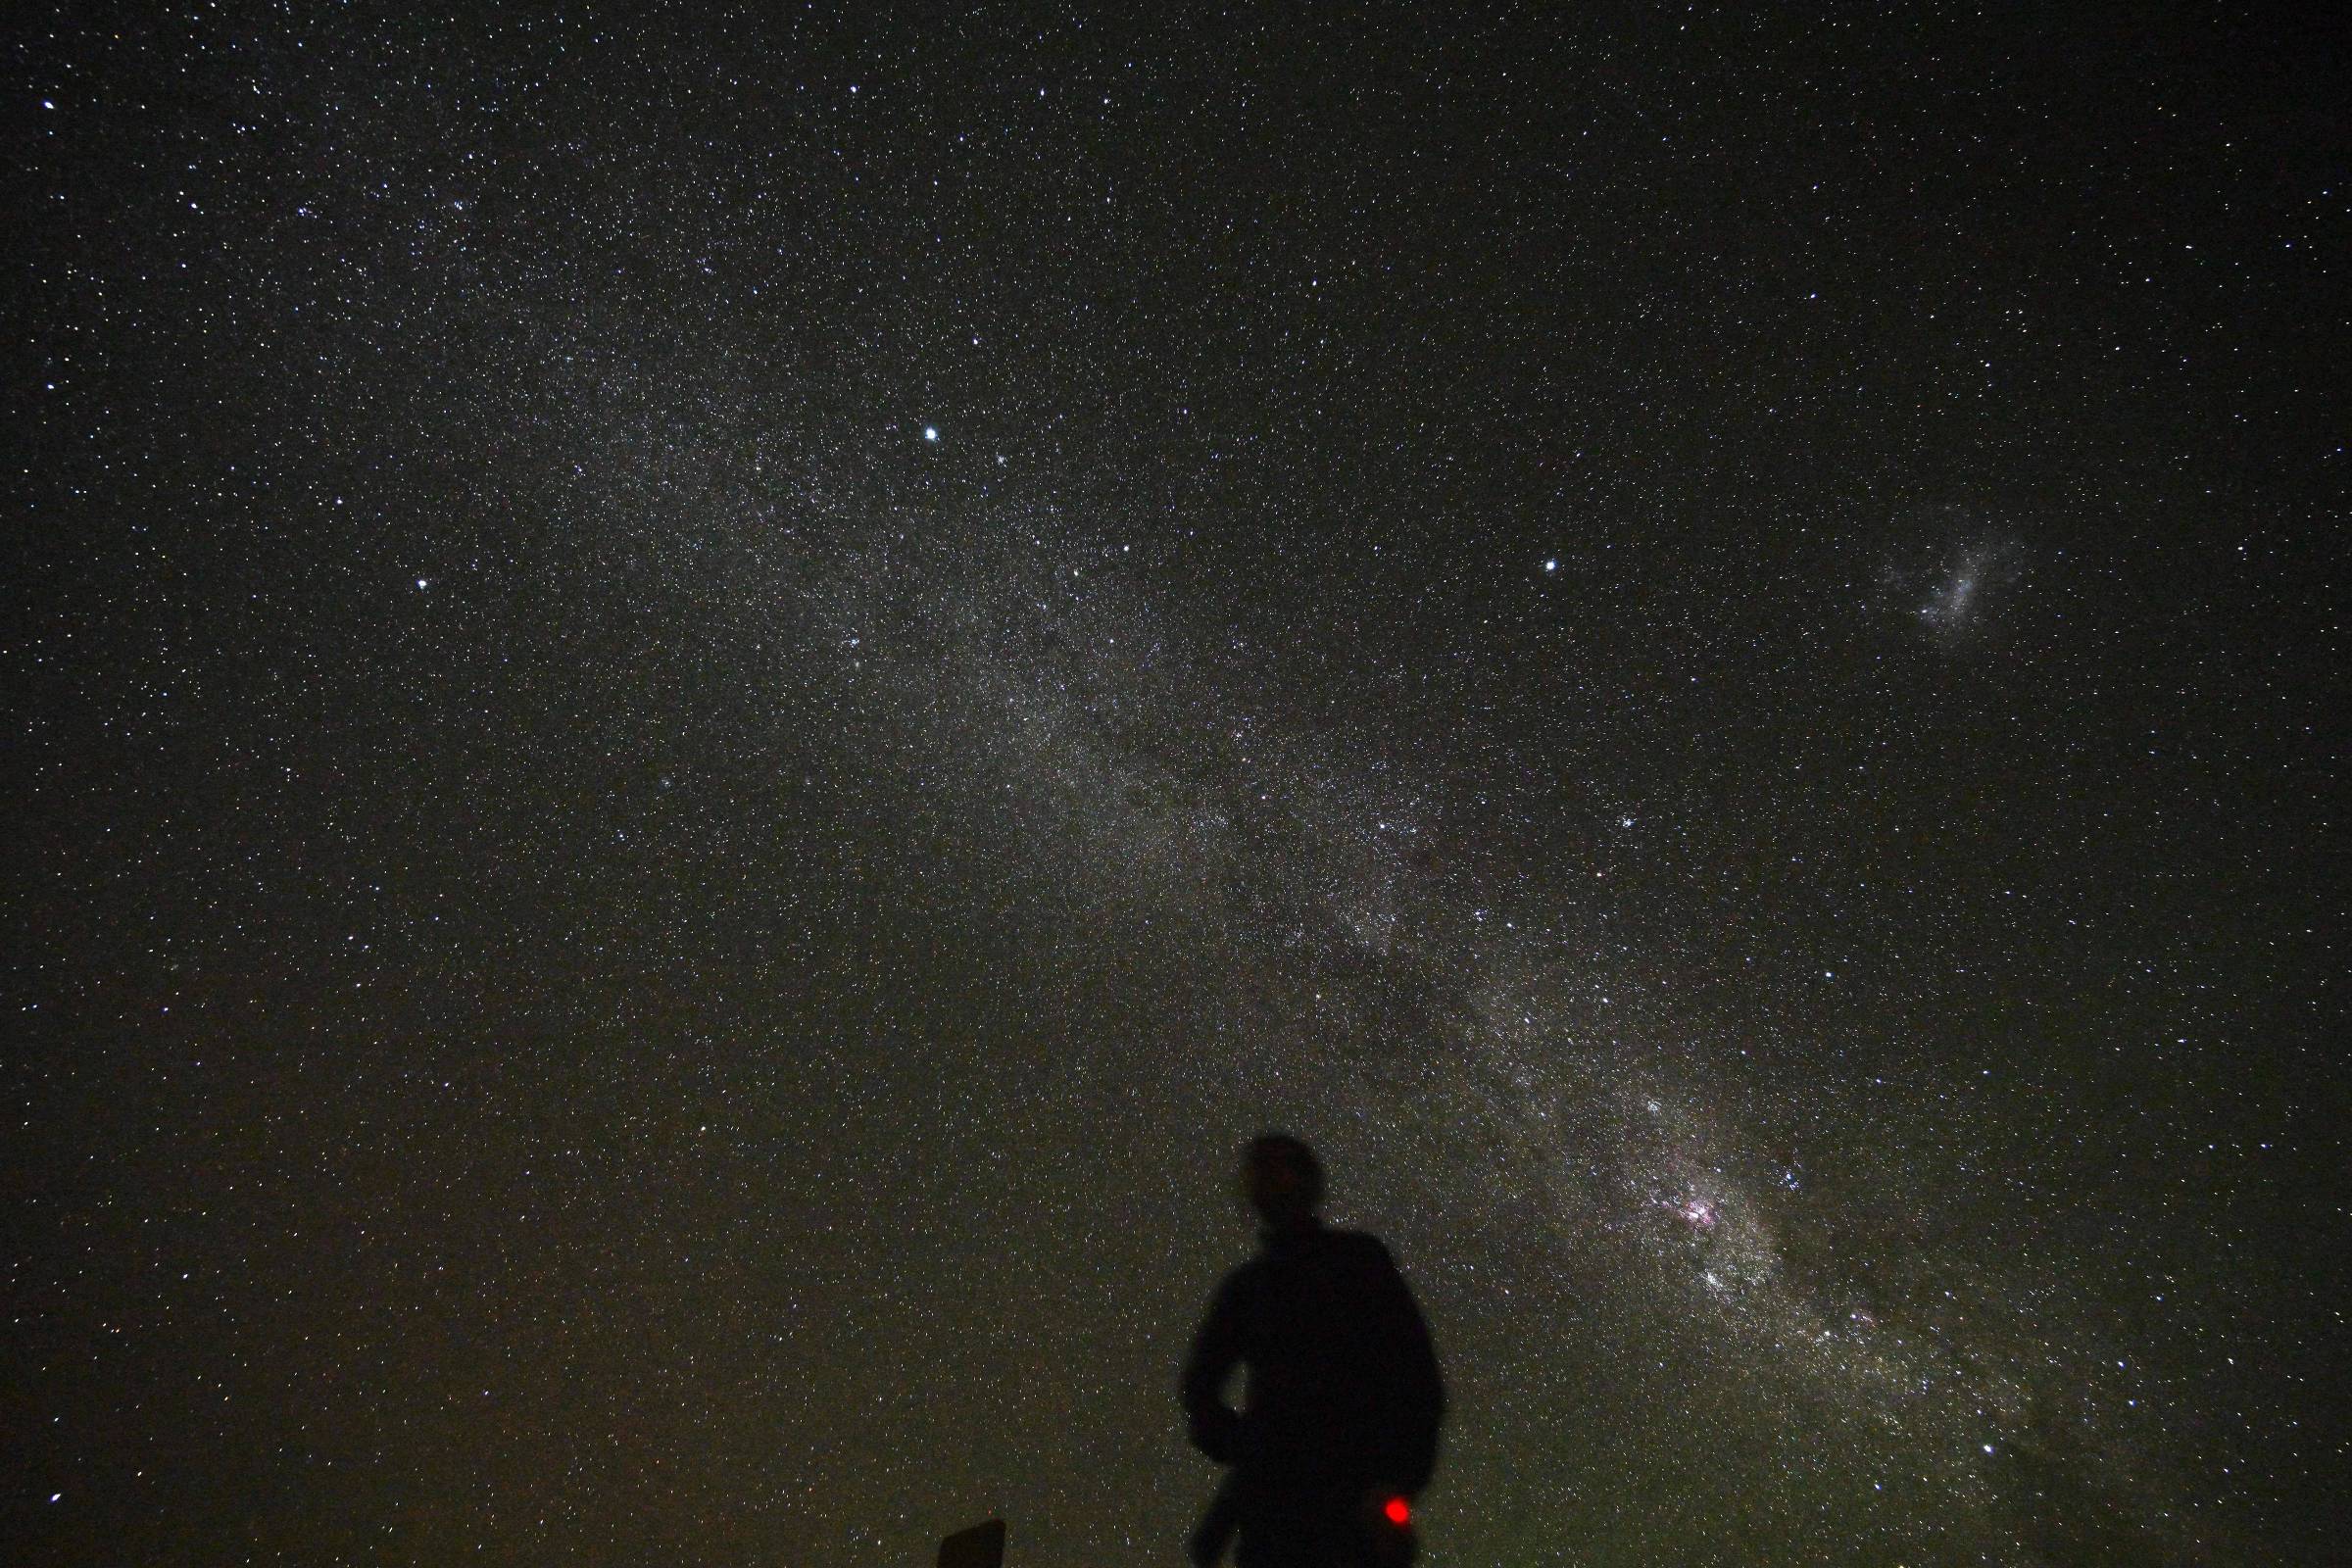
[7, 6, 2344, 1566]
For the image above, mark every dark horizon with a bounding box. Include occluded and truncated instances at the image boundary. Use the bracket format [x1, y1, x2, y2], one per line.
[6, 6, 2341, 1565]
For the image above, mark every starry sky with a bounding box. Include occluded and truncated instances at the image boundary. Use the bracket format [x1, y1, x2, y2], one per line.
[7, 6, 2344, 1566]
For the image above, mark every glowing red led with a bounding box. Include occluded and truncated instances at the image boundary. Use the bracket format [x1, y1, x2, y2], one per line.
[1382, 1496, 1411, 1527]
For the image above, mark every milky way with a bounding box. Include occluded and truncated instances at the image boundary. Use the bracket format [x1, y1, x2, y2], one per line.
[10, 10, 2337, 1568]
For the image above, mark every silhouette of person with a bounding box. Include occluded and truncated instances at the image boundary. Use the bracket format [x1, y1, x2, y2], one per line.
[1181, 1135, 1445, 1568]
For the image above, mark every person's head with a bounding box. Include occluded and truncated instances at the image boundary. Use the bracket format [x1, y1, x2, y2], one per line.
[1243, 1133, 1324, 1230]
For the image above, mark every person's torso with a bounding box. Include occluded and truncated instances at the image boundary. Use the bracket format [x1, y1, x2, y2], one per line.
[1228, 1231, 1403, 1481]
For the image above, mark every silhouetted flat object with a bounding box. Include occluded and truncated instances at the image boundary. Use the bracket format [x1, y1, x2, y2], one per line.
[938, 1517, 1006, 1568]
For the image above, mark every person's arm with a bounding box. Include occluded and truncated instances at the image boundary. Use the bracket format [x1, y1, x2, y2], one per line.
[1187, 1469, 1244, 1568]
[1180, 1276, 1248, 1464]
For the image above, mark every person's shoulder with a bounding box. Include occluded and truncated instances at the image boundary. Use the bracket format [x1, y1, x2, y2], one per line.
[1217, 1249, 1278, 1296]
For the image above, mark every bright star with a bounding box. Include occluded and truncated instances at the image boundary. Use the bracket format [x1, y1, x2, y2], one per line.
[924, 426, 939, 442]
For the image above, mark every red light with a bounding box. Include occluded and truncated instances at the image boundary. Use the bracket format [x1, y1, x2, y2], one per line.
[1382, 1497, 1411, 1527]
